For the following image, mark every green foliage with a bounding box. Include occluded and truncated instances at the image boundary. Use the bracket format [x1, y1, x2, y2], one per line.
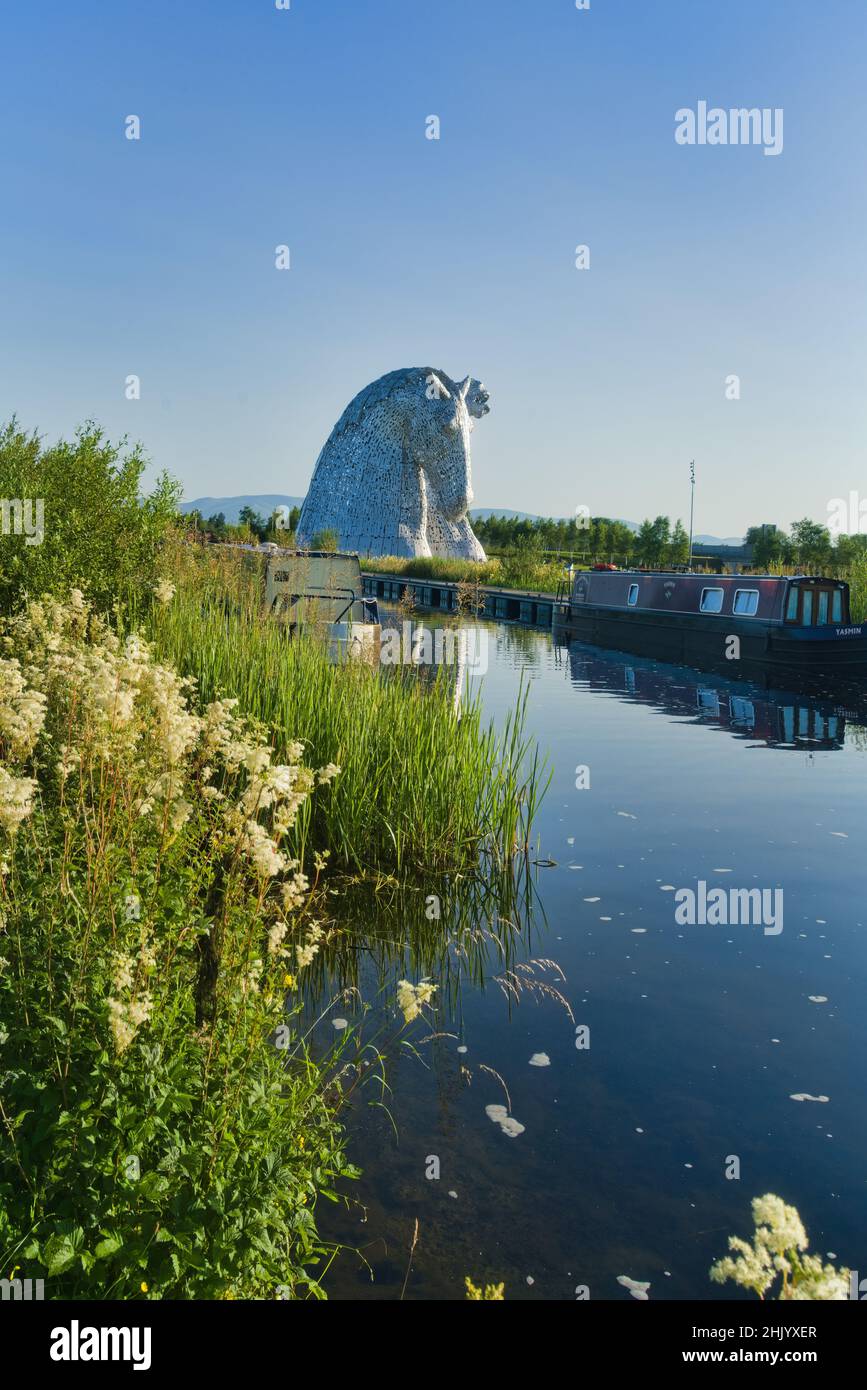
[0, 420, 180, 615]
[364, 551, 566, 593]
[311, 529, 339, 553]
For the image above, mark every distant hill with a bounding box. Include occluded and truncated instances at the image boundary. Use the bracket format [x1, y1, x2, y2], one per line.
[180, 495, 304, 524]
[180, 496, 743, 546]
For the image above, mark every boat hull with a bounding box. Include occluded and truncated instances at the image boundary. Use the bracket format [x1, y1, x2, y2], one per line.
[557, 606, 867, 672]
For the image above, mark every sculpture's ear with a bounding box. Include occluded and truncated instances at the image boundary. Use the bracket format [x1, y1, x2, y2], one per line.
[425, 372, 451, 402]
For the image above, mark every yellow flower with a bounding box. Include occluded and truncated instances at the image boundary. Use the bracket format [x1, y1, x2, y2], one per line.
[297, 1136, 305, 1149]
[465, 1276, 505, 1300]
[283, 973, 296, 988]
[140, 1281, 148, 1293]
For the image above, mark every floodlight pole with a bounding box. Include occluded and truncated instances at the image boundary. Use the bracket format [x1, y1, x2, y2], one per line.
[688, 460, 695, 569]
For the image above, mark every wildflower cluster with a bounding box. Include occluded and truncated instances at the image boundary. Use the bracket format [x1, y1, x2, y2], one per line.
[0, 592, 342, 1052]
[710, 1194, 849, 1300]
[396, 978, 437, 1024]
[0, 591, 356, 1297]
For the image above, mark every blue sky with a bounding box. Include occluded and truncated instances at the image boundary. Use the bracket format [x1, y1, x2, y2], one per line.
[1, 0, 865, 535]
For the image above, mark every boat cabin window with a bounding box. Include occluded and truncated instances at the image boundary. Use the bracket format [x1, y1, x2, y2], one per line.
[832, 589, 843, 622]
[785, 587, 799, 621]
[817, 591, 829, 625]
[733, 588, 759, 616]
[700, 587, 724, 614]
[627, 583, 639, 606]
[801, 590, 813, 625]
[731, 697, 756, 730]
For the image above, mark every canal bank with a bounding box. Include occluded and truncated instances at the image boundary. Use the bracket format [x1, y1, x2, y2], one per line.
[362, 570, 560, 628]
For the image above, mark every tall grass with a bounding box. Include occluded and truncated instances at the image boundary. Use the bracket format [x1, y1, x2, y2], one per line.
[143, 544, 546, 877]
[844, 555, 867, 623]
[363, 552, 566, 593]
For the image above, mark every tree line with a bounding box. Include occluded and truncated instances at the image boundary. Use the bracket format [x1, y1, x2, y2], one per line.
[181, 504, 867, 572]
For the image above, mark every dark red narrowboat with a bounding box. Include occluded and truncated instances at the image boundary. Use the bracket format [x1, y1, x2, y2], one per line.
[562, 570, 867, 671]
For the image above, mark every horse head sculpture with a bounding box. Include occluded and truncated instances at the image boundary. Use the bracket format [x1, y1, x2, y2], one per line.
[296, 367, 489, 560]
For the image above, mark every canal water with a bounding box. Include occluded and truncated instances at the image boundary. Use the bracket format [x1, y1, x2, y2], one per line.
[314, 616, 867, 1300]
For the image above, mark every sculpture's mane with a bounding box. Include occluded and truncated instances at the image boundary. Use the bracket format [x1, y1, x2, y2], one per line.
[327, 367, 459, 443]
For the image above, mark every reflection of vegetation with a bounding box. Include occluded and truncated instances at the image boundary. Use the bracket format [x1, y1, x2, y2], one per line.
[292, 859, 552, 1143]
[845, 720, 867, 752]
[300, 854, 545, 1019]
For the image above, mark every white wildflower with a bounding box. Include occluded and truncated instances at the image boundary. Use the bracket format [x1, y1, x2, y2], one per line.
[153, 578, 176, 605]
[0, 768, 37, 834]
[397, 979, 437, 1024]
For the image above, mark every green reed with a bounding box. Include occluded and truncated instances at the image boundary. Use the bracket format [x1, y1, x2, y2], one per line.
[143, 544, 547, 877]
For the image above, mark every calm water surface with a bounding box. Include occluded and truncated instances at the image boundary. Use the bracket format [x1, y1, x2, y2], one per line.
[314, 618, 867, 1300]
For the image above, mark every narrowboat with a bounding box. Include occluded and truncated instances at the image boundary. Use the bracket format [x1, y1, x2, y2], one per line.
[559, 570, 867, 671]
[263, 549, 381, 661]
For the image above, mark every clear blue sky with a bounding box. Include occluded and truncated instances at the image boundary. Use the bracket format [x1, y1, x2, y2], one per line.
[2, 0, 865, 536]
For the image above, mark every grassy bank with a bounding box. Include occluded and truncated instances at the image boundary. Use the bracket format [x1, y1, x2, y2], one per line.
[362, 552, 566, 593]
[144, 543, 546, 877]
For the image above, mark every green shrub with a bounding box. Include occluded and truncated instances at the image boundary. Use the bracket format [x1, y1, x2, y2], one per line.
[0, 420, 179, 616]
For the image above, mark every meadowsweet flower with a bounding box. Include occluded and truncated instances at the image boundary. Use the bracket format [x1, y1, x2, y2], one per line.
[107, 937, 155, 1055]
[752, 1194, 807, 1254]
[57, 744, 81, 781]
[711, 1195, 849, 1300]
[0, 768, 37, 834]
[153, 578, 176, 604]
[316, 763, 340, 785]
[240, 820, 286, 878]
[241, 959, 264, 996]
[0, 658, 47, 758]
[280, 870, 309, 912]
[267, 920, 289, 956]
[396, 979, 437, 1024]
[295, 922, 324, 969]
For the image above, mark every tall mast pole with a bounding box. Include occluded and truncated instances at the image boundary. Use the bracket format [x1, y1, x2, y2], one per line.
[688, 460, 695, 569]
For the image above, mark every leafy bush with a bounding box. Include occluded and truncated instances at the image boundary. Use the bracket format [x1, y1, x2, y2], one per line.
[0, 592, 355, 1298]
[0, 420, 179, 616]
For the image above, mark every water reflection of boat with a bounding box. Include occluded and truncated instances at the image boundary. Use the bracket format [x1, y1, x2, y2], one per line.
[561, 639, 865, 750]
